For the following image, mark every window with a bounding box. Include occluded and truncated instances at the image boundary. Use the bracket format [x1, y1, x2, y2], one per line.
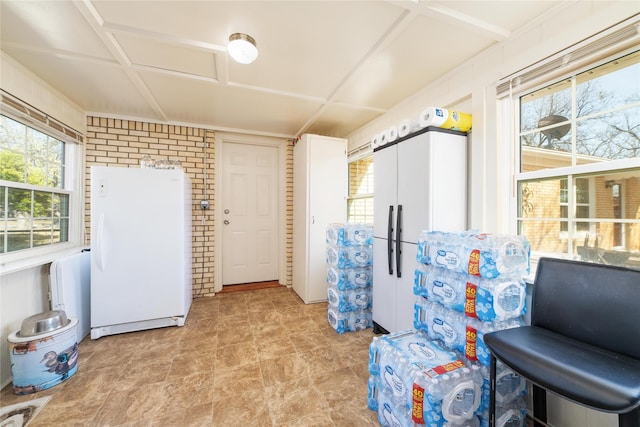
[347, 155, 374, 224]
[559, 177, 590, 233]
[516, 50, 640, 268]
[1, 114, 73, 255]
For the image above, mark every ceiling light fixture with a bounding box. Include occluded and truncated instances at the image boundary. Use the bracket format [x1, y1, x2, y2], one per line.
[228, 33, 258, 64]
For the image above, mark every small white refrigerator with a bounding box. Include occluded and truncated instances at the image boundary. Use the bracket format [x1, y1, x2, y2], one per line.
[90, 166, 192, 339]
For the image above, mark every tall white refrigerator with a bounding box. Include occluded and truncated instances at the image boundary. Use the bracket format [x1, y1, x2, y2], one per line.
[90, 166, 192, 339]
[372, 127, 467, 334]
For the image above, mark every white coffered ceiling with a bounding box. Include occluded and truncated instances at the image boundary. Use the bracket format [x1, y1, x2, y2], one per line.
[1, 0, 566, 138]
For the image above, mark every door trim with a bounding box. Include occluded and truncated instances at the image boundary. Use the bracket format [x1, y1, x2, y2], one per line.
[214, 132, 288, 292]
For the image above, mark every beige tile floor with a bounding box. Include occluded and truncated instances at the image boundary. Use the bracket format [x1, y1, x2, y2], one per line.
[0, 286, 379, 426]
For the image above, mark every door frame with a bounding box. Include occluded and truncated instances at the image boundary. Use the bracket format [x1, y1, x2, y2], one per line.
[214, 132, 288, 292]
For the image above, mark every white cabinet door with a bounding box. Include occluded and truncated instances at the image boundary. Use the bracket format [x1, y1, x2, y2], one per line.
[373, 145, 398, 239]
[397, 133, 431, 244]
[292, 134, 346, 304]
[307, 138, 346, 302]
[429, 131, 468, 232]
[372, 237, 395, 331]
[396, 241, 418, 331]
[373, 240, 419, 334]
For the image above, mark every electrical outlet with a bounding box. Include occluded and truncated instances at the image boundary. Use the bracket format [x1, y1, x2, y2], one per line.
[200, 200, 210, 210]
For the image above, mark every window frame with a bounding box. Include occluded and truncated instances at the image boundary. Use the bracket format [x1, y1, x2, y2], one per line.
[559, 176, 592, 236]
[0, 108, 85, 275]
[346, 148, 374, 225]
[509, 46, 640, 269]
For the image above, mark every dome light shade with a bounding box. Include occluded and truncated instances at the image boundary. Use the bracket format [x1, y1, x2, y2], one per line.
[228, 33, 258, 64]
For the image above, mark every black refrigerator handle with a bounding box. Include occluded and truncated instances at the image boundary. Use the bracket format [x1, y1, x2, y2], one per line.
[387, 205, 394, 275]
[396, 205, 402, 278]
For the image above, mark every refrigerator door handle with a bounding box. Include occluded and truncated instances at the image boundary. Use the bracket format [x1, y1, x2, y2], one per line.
[95, 214, 106, 272]
[387, 205, 394, 275]
[396, 205, 402, 278]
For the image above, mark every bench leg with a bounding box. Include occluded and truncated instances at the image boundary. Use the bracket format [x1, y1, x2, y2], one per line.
[532, 384, 547, 427]
[619, 407, 640, 427]
[489, 355, 497, 427]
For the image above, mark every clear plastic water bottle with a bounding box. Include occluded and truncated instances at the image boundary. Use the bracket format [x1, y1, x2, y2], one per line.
[326, 223, 373, 246]
[465, 317, 526, 365]
[327, 266, 373, 290]
[463, 234, 530, 279]
[368, 375, 380, 411]
[352, 310, 373, 331]
[494, 365, 527, 404]
[328, 307, 372, 333]
[471, 277, 527, 322]
[326, 246, 339, 266]
[353, 267, 373, 288]
[495, 396, 527, 427]
[326, 245, 373, 268]
[470, 359, 526, 415]
[412, 363, 483, 425]
[378, 345, 411, 403]
[428, 301, 466, 353]
[327, 286, 372, 312]
[463, 234, 497, 278]
[326, 223, 342, 246]
[473, 362, 492, 414]
[414, 265, 468, 312]
[441, 368, 483, 424]
[418, 230, 465, 271]
[414, 297, 430, 332]
[479, 396, 527, 427]
[369, 335, 384, 377]
[444, 415, 481, 427]
[414, 265, 430, 297]
[414, 297, 466, 353]
[416, 231, 432, 264]
[495, 236, 530, 278]
[377, 385, 413, 427]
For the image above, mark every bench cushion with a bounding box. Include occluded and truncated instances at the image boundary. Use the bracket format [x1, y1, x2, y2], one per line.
[485, 326, 640, 413]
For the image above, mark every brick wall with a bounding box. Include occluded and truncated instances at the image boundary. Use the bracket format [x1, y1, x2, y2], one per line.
[625, 177, 640, 251]
[520, 176, 640, 255]
[285, 141, 294, 286]
[84, 117, 216, 296]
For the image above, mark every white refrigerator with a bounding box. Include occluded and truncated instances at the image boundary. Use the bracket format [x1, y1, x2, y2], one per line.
[90, 166, 192, 339]
[372, 127, 467, 334]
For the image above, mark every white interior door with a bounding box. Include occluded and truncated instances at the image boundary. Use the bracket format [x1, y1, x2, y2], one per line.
[221, 142, 279, 285]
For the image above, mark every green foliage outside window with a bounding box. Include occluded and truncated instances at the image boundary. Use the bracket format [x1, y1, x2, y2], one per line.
[0, 115, 69, 253]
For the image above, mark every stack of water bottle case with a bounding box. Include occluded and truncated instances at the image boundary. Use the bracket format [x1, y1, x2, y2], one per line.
[325, 223, 374, 334]
[368, 230, 531, 427]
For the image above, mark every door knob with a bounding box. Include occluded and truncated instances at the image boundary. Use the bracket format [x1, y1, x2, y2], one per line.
[224, 219, 230, 225]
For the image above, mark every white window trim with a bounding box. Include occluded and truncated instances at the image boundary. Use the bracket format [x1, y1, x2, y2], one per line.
[0, 109, 86, 276]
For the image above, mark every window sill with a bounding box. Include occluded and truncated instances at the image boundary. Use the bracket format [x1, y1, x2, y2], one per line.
[0, 243, 89, 276]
